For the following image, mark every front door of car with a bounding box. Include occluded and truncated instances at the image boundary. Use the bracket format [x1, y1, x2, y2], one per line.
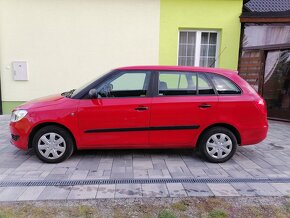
[149, 71, 218, 147]
[77, 71, 152, 148]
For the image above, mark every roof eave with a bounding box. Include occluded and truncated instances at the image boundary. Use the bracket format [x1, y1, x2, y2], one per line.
[240, 11, 290, 23]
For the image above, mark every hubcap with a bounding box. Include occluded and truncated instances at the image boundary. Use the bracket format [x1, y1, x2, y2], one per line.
[206, 133, 232, 159]
[37, 133, 66, 160]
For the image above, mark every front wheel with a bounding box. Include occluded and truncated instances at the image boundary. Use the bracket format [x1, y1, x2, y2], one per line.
[198, 127, 237, 163]
[32, 125, 74, 163]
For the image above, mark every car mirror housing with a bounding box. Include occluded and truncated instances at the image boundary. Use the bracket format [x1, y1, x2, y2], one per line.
[88, 89, 98, 99]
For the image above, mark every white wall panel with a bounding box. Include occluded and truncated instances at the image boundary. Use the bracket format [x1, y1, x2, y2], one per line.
[0, 0, 160, 101]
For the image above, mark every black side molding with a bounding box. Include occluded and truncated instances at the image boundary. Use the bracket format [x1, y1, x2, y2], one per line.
[85, 125, 200, 133]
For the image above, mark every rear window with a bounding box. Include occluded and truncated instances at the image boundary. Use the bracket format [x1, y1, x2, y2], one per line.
[209, 74, 241, 95]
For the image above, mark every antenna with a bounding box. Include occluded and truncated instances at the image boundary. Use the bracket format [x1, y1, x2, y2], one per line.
[210, 46, 227, 67]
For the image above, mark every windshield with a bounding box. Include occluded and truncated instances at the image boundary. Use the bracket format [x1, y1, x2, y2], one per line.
[69, 70, 111, 98]
[69, 78, 96, 98]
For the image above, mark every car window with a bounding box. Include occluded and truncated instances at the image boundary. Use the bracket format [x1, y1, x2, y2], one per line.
[158, 72, 197, 96]
[98, 71, 150, 98]
[209, 74, 241, 95]
[198, 73, 215, 95]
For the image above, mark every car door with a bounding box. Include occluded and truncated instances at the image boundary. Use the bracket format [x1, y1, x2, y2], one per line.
[77, 70, 152, 148]
[149, 71, 219, 147]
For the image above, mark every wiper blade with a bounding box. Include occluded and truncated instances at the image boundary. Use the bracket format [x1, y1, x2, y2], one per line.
[61, 89, 75, 98]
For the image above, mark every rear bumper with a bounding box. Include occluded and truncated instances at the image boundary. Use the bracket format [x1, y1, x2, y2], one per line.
[240, 124, 268, 146]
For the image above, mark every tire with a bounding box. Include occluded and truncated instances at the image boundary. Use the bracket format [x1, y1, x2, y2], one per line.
[32, 125, 74, 163]
[198, 127, 237, 163]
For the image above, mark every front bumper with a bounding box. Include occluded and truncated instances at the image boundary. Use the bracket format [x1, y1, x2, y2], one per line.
[10, 118, 31, 150]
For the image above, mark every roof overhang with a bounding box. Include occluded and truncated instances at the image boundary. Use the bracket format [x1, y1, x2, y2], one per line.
[240, 11, 290, 23]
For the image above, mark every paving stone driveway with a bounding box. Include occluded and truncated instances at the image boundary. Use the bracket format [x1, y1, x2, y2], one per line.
[1, 115, 290, 201]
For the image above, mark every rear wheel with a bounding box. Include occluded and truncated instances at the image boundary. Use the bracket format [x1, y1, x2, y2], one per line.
[32, 125, 74, 163]
[198, 127, 237, 163]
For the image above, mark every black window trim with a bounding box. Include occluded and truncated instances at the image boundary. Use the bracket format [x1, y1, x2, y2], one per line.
[197, 72, 217, 96]
[154, 70, 217, 97]
[73, 70, 154, 99]
[72, 69, 243, 100]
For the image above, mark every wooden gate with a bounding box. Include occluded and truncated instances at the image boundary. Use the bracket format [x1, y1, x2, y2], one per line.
[238, 50, 265, 94]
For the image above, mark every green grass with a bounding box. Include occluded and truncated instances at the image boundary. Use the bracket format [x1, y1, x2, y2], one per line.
[171, 200, 188, 212]
[0, 197, 290, 218]
[208, 209, 228, 218]
[285, 203, 290, 214]
[158, 210, 176, 218]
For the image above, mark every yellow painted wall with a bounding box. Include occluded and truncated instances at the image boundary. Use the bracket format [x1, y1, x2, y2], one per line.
[159, 0, 243, 70]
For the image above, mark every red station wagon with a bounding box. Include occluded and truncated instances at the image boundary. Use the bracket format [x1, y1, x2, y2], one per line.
[10, 66, 268, 163]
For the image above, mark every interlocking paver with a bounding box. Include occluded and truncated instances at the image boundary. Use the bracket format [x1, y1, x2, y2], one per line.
[142, 184, 169, 197]
[96, 184, 115, 198]
[18, 186, 46, 201]
[183, 183, 214, 196]
[70, 170, 89, 180]
[208, 183, 240, 196]
[247, 183, 283, 196]
[166, 183, 187, 197]
[271, 183, 290, 196]
[115, 184, 142, 198]
[1, 115, 290, 199]
[231, 183, 258, 196]
[67, 185, 99, 200]
[37, 186, 72, 200]
[0, 187, 28, 201]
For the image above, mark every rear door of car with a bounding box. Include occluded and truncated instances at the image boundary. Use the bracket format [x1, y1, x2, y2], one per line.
[149, 71, 219, 147]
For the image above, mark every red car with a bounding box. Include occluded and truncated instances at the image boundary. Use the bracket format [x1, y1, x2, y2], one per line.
[10, 66, 268, 163]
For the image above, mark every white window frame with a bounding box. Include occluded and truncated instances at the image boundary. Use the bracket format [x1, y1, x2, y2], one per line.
[177, 30, 220, 67]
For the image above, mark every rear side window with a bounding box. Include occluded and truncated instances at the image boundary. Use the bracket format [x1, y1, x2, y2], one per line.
[209, 74, 241, 95]
[158, 72, 197, 96]
[197, 74, 215, 95]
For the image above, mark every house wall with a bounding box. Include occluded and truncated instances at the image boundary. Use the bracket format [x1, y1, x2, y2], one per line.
[0, 0, 243, 114]
[159, 0, 243, 70]
[0, 0, 160, 113]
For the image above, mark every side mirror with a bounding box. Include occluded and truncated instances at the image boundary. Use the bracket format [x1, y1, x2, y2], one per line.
[89, 89, 98, 99]
[99, 84, 113, 97]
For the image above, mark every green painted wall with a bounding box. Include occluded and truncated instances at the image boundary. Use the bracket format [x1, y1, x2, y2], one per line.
[2, 101, 25, 114]
[159, 0, 243, 70]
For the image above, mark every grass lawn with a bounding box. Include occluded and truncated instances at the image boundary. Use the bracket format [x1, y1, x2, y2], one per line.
[0, 197, 290, 218]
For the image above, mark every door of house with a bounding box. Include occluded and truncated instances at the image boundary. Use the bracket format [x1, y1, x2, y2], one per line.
[263, 50, 290, 121]
[239, 49, 290, 121]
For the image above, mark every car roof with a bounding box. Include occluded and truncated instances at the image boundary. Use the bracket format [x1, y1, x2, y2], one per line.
[116, 65, 238, 77]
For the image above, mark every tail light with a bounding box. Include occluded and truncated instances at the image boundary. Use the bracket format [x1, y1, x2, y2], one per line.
[255, 98, 267, 116]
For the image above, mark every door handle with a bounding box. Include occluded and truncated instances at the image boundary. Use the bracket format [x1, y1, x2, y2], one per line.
[198, 104, 212, 109]
[135, 106, 149, 111]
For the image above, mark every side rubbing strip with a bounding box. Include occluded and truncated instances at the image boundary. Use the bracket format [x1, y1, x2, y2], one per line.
[85, 125, 200, 133]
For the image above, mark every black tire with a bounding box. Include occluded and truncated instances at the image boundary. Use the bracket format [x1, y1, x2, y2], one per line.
[198, 127, 237, 163]
[32, 125, 74, 163]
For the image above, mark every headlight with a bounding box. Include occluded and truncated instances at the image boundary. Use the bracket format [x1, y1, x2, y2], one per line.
[11, 110, 28, 122]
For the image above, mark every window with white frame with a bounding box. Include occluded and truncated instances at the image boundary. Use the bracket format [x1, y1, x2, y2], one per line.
[178, 30, 219, 67]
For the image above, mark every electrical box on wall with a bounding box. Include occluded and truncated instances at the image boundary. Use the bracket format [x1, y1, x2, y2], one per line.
[12, 61, 28, 81]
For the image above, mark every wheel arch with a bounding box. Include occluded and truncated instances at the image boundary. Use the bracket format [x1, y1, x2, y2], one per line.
[196, 123, 241, 148]
[28, 122, 77, 150]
